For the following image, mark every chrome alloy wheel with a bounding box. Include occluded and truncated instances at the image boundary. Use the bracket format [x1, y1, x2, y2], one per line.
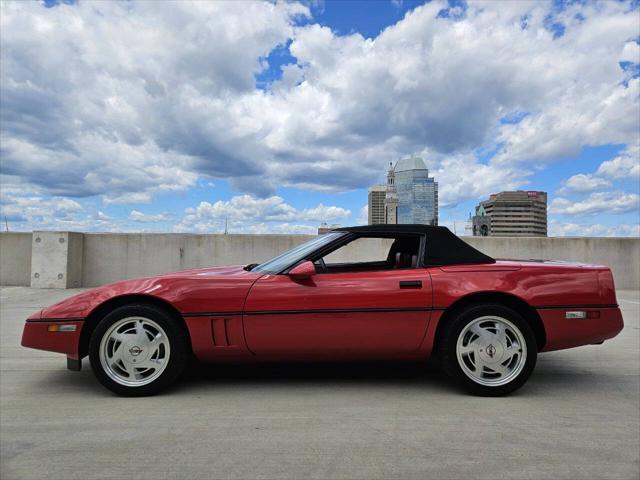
[456, 315, 527, 387]
[99, 316, 170, 387]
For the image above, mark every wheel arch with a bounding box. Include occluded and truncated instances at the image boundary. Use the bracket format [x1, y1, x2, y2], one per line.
[433, 291, 546, 353]
[79, 294, 191, 358]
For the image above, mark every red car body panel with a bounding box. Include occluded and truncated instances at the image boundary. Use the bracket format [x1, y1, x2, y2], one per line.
[537, 307, 623, 351]
[21, 319, 84, 358]
[243, 269, 432, 357]
[21, 257, 624, 364]
[431, 260, 615, 307]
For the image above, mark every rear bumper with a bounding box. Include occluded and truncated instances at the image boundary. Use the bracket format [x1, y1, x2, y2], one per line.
[21, 319, 84, 360]
[538, 307, 624, 352]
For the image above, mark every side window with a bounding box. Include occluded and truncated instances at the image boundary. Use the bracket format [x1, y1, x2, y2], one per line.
[322, 237, 395, 265]
[317, 235, 422, 273]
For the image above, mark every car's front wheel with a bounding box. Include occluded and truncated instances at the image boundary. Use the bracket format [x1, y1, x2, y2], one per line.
[89, 304, 189, 396]
[440, 304, 537, 396]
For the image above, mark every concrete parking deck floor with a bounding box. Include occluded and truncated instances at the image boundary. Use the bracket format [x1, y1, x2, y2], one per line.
[1, 287, 639, 480]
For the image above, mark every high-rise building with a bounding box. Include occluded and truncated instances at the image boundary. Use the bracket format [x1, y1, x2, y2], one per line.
[394, 156, 438, 225]
[472, 191, 547, 237]
[367, 156, 438, 225]
[384, 162, 398, 224]
[367, 185, 387, 225]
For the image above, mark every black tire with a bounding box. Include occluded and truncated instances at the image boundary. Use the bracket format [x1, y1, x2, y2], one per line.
[89, 304, 189, 397]
[440, 303, 537, 396]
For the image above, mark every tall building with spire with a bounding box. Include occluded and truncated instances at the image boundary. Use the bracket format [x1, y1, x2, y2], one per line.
[384, 162, 398, 224]
[367, 156, 438, 226]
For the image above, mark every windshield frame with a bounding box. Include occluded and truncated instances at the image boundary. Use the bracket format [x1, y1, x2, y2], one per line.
[251, 231, 347, 274]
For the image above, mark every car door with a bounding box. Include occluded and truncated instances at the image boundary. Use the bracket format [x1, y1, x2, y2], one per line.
[242, 236, 433, 358]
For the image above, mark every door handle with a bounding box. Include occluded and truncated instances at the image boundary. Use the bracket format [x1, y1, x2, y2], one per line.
[399, 280, 422, 289]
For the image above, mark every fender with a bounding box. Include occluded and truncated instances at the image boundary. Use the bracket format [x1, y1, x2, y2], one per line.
[23, 266, 264, 363]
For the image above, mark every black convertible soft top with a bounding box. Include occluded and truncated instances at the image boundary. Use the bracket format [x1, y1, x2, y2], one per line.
[334, 224, 495, 266]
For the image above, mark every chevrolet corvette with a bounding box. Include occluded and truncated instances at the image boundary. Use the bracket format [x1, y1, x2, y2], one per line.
[21, 225, 623, 396]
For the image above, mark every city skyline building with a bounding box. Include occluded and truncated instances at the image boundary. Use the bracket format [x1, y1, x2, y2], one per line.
[472, 191, 548, 237]
[384, 162, 398, 224]
[394, 156, 438, 225]
[368, 156, 438, 226]
[367, 185, 387, 225]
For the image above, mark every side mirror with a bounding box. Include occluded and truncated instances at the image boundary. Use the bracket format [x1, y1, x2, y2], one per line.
[289, 261, 316, 279]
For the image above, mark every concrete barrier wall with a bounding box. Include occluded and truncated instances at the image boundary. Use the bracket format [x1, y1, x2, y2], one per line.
[0, 232, 32, 286]
[1, 232, 638, 289]
[81, 233, 317, 287]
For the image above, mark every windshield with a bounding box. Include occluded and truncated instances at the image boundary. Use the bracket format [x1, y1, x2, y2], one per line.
[252, 232, 345, 274]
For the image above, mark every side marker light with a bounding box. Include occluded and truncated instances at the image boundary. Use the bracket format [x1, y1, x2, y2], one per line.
[48, 324, 77, 332]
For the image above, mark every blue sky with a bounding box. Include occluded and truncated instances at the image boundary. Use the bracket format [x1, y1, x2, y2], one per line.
[1, 0, 639, 236]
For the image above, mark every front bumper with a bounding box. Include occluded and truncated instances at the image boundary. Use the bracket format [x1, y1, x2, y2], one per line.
[539, 306, 623, 352]
[21, 319, 84, 360]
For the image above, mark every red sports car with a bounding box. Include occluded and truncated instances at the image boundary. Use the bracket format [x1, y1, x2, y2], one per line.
[22, 225, 623, 396]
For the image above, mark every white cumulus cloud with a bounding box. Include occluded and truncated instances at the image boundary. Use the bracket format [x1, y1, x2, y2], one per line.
[551, 191, 640, 216]
[559, 174, 612, 194]
[175, 194, 350, 232]
[2, 1, 638, 203]
[549, 221, 640, 237]
[128, 210, 173, 223]
[596, 145, 640, 180]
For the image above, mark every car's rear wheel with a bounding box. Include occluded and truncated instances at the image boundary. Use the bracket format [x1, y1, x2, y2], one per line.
[89, 304, 189, 396]
[440, 304, 537, 396]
